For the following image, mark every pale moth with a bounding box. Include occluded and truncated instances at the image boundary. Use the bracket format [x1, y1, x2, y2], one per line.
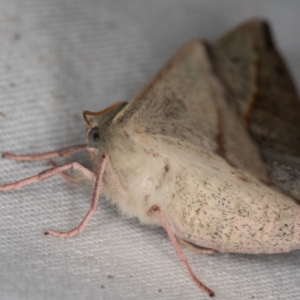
[2, 20, 300, 297]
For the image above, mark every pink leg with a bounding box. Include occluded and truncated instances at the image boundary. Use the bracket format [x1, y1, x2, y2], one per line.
[44, 155, 107, 237]
[152, 205, 215, 297]
[0, 162, 84, 191]
[2, 144, 92, 161]
[48, 160, 96, 183]
[0, 156, 105, 238]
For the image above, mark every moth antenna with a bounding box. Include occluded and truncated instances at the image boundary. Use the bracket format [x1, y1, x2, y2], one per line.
[83, 101, 123, 125]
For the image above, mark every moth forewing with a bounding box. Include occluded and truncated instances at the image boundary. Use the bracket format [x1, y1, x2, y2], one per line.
[114, 39, 270, 182]
[213, 20, 300, 155]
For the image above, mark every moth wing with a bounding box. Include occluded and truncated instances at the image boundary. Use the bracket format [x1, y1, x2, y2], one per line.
[113, 39, 269, 181]
[265, 150, 300, 200]
[213, 19, 300, 156]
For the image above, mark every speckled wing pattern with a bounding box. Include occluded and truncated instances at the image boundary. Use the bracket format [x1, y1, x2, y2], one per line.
[213, 20, 300, 156]
[113, 37, 269, 181]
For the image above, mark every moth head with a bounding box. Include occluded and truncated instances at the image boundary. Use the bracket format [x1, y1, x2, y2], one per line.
[86, 126, 100, 148]
[83, 101, 127, 148]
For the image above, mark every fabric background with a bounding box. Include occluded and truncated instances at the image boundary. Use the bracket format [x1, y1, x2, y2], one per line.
[0, 1, 300, 299]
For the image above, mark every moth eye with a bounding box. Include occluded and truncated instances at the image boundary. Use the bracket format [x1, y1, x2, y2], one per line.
[87, 127, 100, 146]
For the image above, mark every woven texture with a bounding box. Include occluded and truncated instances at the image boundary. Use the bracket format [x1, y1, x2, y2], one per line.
[0, 1, 300, 299]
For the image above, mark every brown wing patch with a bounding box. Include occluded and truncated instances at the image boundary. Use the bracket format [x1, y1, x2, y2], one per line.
[213, 19, 300, 155]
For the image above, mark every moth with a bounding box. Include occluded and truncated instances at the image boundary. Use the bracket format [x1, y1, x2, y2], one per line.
[1, 19, 300, 297]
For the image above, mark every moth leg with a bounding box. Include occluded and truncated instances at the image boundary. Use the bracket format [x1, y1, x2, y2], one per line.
[44, 155, 107, 238]
[48, 159, 96, 183]
[0, 155, 106, 238]
[2, 144, 95, 183]
[2, 144, 92, 161]
[0, 161, 96, 191]
[176, 236, 215, 255]
[152, 205, 215, 297]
